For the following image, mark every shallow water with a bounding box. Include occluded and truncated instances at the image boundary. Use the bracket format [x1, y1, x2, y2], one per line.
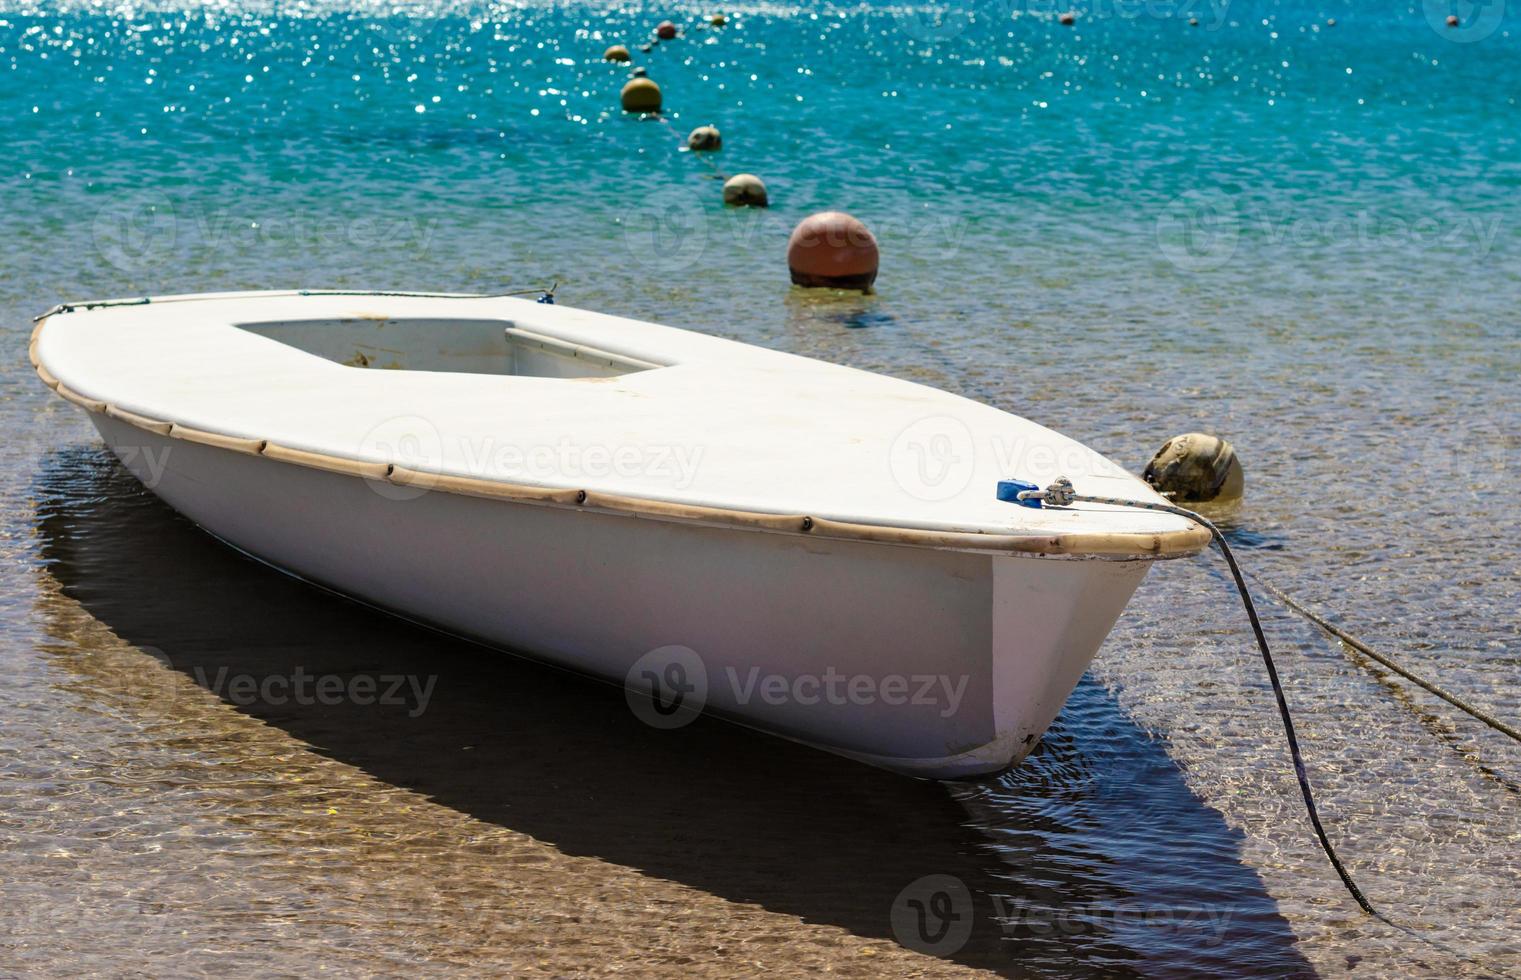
[4, 1, 1520, 975]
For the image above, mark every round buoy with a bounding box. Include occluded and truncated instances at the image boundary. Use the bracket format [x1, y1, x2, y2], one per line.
[604, 44, 631, 62]
[786, 212, 879, 291]
[620, 77, 662, 113]
[639, 42, 654, 53]
[1188, 16, 1198, 26]
[656, 20, 678, 39]
[710, 13, 727, 26]
[1326, 17, 1336, 26]
[687, 125, 722, 151]
[631, 65, 648, 77]
[1058, 11, 1075, 25]
[1446, 13, 1459, 25]
[1142, 433, 1244, 503]
[722, 173, 768, 207]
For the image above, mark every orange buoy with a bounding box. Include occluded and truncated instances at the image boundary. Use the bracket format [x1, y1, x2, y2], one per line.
[786, 212, 878, 291]
[722, 173, 768, 207]
[620, 77, 662, 113]
[656, 20, 678, 39]
[687, 125, 721, 151]
[604, 44, 631, 62]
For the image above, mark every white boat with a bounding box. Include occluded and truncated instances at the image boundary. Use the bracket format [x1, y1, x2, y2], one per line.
[30, 290, 1207, 778]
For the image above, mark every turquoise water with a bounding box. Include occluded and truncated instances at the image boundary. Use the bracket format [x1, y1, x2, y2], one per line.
[5, 2, 1521, 975]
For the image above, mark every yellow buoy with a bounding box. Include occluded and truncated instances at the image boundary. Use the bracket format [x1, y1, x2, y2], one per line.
[620, 77, 662, 113]
[722, 173, 768, 207]
[604, 44, 631, 62]
[1142, 433, 1244, 503]
[687, 125, 721, 151]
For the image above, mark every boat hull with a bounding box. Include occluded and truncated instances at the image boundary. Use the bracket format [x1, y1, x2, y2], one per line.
[92, 412, 1149, 779]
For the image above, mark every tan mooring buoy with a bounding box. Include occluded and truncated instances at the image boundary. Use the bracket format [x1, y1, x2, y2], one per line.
[687, 125, 722, 151]
[722, 173, 768, 207]
[620, 77, 662, 113]
[631, 66, 648, 77]
[1142, 433, 1244, 503]
[604, 44, 631, 62]
[1447, 13, 1459, 25]
[656, 20, 678, 39]
[1059, 11, 1076, 25]
[710, 13, 727, 26]
[786, 211, 879, 291]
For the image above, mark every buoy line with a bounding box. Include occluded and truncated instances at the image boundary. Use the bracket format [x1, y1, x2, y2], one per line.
[608, 20, 773, 211]
[653, 113, 729, 180]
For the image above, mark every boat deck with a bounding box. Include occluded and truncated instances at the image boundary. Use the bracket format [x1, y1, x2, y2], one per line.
[32, 291, 1209, 558]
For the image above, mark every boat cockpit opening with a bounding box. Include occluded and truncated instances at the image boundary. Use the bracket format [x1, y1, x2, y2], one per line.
[232, 317, 661, 379]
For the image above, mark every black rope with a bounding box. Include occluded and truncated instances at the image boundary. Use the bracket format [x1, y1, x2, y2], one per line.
[35, 285, 558, 323]
[1171, 504, 1378, 916]
[33, 297, 151, 321]
[296, 285, 557, 300]
[1026, 481, 1377, 915]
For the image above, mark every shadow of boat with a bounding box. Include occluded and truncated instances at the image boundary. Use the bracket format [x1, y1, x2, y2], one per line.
[32, 446, 1311, 977]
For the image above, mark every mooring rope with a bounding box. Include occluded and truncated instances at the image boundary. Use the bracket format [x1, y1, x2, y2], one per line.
[33, 284, 559, 323]
[1016, 477, 1378, 916]
[1251, 577, 1521, 746]
[295, 285, 557, 301]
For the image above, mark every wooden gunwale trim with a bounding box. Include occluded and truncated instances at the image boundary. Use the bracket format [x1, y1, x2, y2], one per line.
[30, 319, 60, 389]
[259, 442, 391, 481]
[104, 403, 173, 435]
[54, 382, 107, 414]
[167, 424, 268, 455]
[29, 320, 1211, 559]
